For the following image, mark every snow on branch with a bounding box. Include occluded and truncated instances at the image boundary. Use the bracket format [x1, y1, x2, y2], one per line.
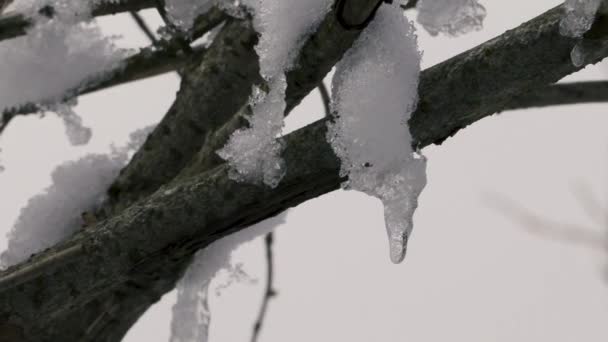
[416, 0, 486, 36]
[0, 0, 131, 141]
[170, 213, 285, 342]
[328, 2, 425, 263]
[218, 0, 332, 187]
[0, 126, 153, 269]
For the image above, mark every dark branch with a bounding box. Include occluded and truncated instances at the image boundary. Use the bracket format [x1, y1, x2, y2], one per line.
[251, 233, 277, 342]
[129, 11, 158, 45]
[318, 81, 332, 117]
[504, 81, 608, 112]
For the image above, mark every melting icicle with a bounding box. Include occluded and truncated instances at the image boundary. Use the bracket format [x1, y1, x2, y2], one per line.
[170, 213, 286, 342]
[219, 0, 331, 187]
[416, 0, 486, 36]
[328, 3, 426, 263]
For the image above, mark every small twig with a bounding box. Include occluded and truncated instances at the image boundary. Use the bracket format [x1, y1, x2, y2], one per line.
[251, 233, 277, 342]
[129, 11, 158, 45]
[318, 81, 331, 117]
[155, 0, 193, 54]
[485, 192, 607, 252]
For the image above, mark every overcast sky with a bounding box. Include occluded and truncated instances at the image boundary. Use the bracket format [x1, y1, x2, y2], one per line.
[2, 0, 608, 341]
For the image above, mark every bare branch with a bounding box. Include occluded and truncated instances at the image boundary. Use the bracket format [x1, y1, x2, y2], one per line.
[318, 81, 331, 117]
[251, 233, 277, 342]
[129, 11, 158, 45]
[0, 6, 228, 133]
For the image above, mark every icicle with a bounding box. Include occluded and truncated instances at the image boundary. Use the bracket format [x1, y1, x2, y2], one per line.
[328, 3, 426, 263]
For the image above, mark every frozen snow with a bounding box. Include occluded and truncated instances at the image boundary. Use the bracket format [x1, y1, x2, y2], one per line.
[217, 76, 287, 188]
[0, 0, 128, 114]
[0, 127, 152, 269]
[560, 0, 603, 37]
[165, 0, 213, 31]
[0, 153, 126, 268]
[170, 213, 286, 342]
[45, 102, 92, 146]
[416, 0, 486, 36]
[328, 3, 427, 263]
[243, 0, 331, 78]
[219, 0, 331, 187]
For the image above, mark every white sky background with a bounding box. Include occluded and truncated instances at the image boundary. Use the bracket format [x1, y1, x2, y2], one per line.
[2, 0, 608, 341]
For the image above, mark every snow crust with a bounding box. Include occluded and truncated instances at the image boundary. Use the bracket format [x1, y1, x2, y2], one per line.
[328, 3, 426, 263]
[560, 0, 602, 37]
[219, 0, 331, 187]
[0, 127, 152, 269]
[170, 213, 286, 342]
[45, 102, 92, 146]
[217, 76, 287, 188]
[165, 0, 213, 31]
[416, 0, 486, 36]
[0, 0, 128, 135]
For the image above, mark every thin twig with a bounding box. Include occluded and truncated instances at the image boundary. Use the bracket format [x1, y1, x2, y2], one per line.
[129, 11, 158, 44]
[318, 81, 331, 117]
[251, 233, 277, 342]
[0, 0, 156, 42]
[485, 192, 607, 252]
[154, 0, 193, 54]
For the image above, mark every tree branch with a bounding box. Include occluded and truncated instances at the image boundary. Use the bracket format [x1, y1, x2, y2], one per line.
[251, 233, 277, 342]
[0, 0, 156, 42]
[504, 81, 608, 111]
[129, 10, 158, 45]
[2, 2, 608, 341]
[318, 81, 332, 117]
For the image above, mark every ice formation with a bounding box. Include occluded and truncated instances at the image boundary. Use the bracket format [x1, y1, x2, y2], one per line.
[0, 127, 152, 269]
[243, 0, 332, 79]
[328, 3, 427, 263]
[0, 0, 127, 113]
[560, 0, 603, 37]
[45, 102, 92, 146]
[219, 0, 331, 187]
[217, 76, 287, 188]
[165, 0, 213, 31]
[416, 0, 486, 36]
[170, 213, 286, 342]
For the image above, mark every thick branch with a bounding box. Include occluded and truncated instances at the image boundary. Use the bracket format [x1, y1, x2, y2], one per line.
[505, 81, 608, 111]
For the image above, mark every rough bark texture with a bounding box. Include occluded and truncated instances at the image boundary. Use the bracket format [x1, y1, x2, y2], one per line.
[1, 2, 608, 342]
